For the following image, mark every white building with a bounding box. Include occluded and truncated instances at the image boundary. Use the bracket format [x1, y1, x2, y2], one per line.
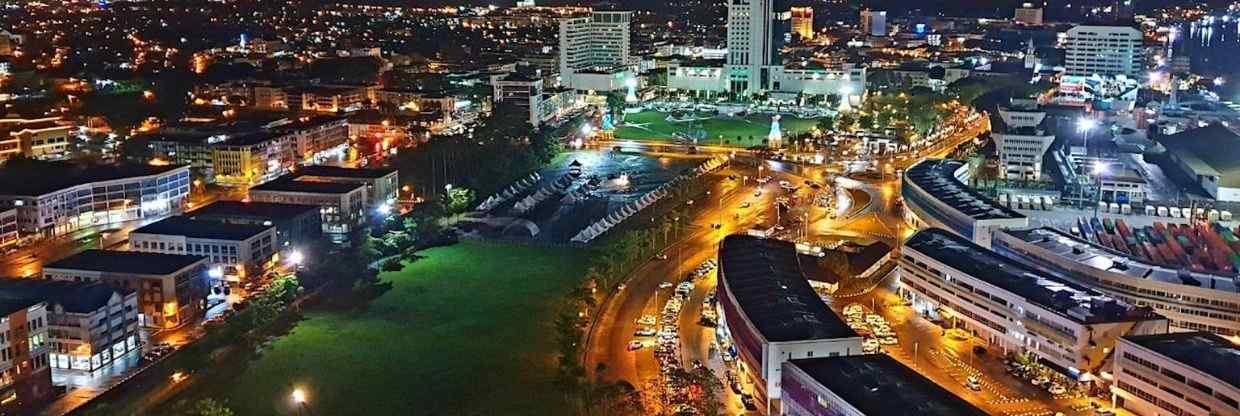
[717, 235, 864, 414]
[1064, 25, 1143, 79]
[43, 250, 209, 329]
[559, 11, 633, 92]
[1155, 124, 1240, 202]
[0, 163, 190, 240]
[0, 279, 139, 373]
[860, 10, 887, 37]
[248, 175, 367, 241]
[993, 228, 1240, 337]
[492, 71, 580, 127]
[900, 229, 1169, 382]
[130, 216, 277, 281]
[1014, 4, 1044, 25]
[726, 0, 783, 96]
[0, 207, 15, 252]
[1112, 332, 1240, 416]
[994, 100, 1056, 181]
[901, 159, 1028, 248]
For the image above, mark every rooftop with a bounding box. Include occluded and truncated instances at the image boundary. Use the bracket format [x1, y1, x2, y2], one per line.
[293, 165, 397, 180]
[0, 279, 129, 314]
[906, 228, 1161, 324]
[788, 355, 989, 416]
[0, 161, 187, 197]
[187, 200, 320, 220]
[719, 235, 858, 342]
[250, 175, 365, 194]
[132, 216, 273, 241]
[1002, 227, 1237, 293]
[1156, 124, 1240, 187]
[0, 299, 42, 318]
[905, 159, 1026, 221]
[44, 250, 205, 275]
[1124, 332, 1240, 389]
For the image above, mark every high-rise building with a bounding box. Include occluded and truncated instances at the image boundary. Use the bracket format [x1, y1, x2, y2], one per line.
[726, 0, 784, 95]
[790, 6, 813, 40]
[558, 11, 632, 91]
[1064, 25, 1143, 78]
[860, 9, 887, 37]
[994, 99, 1056, 181]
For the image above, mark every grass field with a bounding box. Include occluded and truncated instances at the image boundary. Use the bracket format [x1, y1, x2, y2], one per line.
[613, 111, 822, 147]
[217, 241, 589, 415]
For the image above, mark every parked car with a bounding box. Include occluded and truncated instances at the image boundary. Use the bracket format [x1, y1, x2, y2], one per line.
[966, 376, 982, 391]
[627, 341, 645, 351]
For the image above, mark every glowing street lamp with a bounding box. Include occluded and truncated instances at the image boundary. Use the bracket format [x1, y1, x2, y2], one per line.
[291, 387, 309, 416]
[1092, 161, 1109, 218]
[292, 388, 307, 404]
[288, 250, 304, 266]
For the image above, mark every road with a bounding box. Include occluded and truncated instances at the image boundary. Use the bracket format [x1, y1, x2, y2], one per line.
[584, 110, 993, 413]
[583, 159, 821, 409]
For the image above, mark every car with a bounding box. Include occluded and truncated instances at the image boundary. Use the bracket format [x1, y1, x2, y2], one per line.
[634, 327, 656, 337]
[655, 253, 668, 260]
[754, 190, 762, 197]
[739, 202, 751, 209]
[627, 341, 645, 351]
[1094, 409, 1115, 416]
[659, 282, 674, 289]
[1031, 376, 1049, 386]
[711, 223, 722, 229]
[966, 376, 982, 391]
[972, 346, 987, 355]
[879, 336, 898, 345]
[1048, 384, 1066, 395]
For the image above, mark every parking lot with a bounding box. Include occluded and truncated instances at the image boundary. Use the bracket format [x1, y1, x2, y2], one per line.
[839, 283, 1130, 416]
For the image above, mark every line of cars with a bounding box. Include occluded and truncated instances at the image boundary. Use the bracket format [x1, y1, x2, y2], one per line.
[842, 303, 898, 354]
[635, 271, 708, 413]
[1007, 360, 1071, 396]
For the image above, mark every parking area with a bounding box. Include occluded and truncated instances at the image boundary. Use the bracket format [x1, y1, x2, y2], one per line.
[838, 284, 1131, 416]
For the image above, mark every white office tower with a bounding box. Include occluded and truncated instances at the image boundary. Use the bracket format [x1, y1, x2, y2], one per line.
[994, 99, 1056, 181]
[1064, 25, 1143, 78]
[726, 0, 781, 96]
[559, 11, 633, 91]
[860, 9, 887, 37]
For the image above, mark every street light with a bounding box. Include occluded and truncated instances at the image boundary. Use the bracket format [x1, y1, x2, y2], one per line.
[291, 388, 308, 416]
[1092, 161, 1109, 219]
[288, 250, 304, 267]
[1076, 118, 1098, 207]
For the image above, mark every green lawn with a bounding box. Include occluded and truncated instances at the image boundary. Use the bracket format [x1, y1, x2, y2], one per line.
[219, 241, 589, 415]
[613, 111, 822, 147]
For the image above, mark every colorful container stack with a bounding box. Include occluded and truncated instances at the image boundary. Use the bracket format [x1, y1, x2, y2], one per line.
[1074, 217, 1240, 275]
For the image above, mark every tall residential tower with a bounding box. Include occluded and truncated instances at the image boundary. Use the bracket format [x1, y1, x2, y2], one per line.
[558, 11, 633, 91]
[725, 0, 785, 95]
